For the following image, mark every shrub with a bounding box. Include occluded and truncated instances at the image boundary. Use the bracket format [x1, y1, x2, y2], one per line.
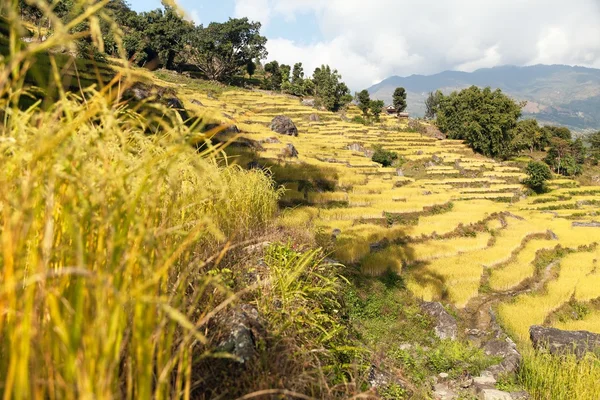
[524, 161, 552, 193]
[372, 145, 399, 167]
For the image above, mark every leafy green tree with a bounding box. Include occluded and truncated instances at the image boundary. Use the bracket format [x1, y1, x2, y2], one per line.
[393, 87, 407, 113]
[542, 126, 572, 141]
[312, 65, 352, 112]
[425, 90, 443, 120]
[436, 86, 522, 159]
[571, 138, 586, 165]
[511, 119, 548, 153]
[263, 60, 282, 90]
[588, 131, 600, 164]
[524, 161, 552, 193]
[372, 145, 399, 167]
[370, 99, 385, 122]
[544, 137, 583, 176]
[246, 60, 256, 77]
[356, 90, 371, 117]
[188, 18, 267, 81]
[134, 6, 194, 69]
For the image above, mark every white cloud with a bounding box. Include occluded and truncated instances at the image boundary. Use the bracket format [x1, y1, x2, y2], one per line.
[234, 0, 600, 91]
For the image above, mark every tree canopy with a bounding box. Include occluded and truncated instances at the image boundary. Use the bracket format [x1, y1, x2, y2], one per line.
[393, 87, 407, 113]
[356, 90, 371, 117]
[188, 18, 267, 82]
[436, 86, 523, 159]
[312, 65, 352, 112]
[425, 90, 443, 120]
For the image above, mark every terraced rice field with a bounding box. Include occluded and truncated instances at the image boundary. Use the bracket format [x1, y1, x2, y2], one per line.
[176, 86, 600, 349]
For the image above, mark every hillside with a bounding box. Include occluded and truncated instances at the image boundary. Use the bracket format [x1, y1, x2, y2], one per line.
[368, 65, 600, 132]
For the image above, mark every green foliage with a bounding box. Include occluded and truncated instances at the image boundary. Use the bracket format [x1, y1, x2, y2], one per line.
[188, 18, 267, 82]
[436, 86, 523, 159]
[543, 125, 572, 141]
[351, 115, 369, 125]
[544, 137, 584, 176]
[511, 119, 550, 153]
[588, 131, 600, 164]
[372, 145, 399, 167]
[263, 60, 283, 90]
[370, 99, 385, 122]
[393, 87, 407, 113]
[524, 161, 552, 193]
[425, 90, 443, 120]
[312, 65, 353, 112]
[356, 89, 371, 117]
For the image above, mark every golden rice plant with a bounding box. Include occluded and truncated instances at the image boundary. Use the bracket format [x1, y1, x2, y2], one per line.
[0, 2, 280, 398]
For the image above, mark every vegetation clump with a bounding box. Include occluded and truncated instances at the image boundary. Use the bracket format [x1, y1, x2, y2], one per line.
[372, 145, 399, 167]
[524, 161, 553, 193]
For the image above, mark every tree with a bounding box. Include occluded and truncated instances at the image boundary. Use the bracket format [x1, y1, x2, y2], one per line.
[544, 137, 583, 176]
[356, 90, 371, 117]
[312, 65, 352, 112]
[588, 131, 600, 164]
[370, 100, 385, 122]
[524, 161, 552, 193]
[436, 86, 522, 159]
[393, 87, 407, 113]
[372, 145, 398, 167]
[188, 18, 267, 81]
[425, 90, 443, 120]
[542, 126, 572, 141]
[246, 60, 256, 77]
[263, 60, 282, 90]
[511, 119, 547, 153]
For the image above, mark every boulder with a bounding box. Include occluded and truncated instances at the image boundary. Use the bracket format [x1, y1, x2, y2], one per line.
[477, 389, 512, 400]
[215, 304, 265, 364]
[420, 302, 458, 341]
[473, 371, 496, 387]
[433, 383, 457, 400]
[301, 98, 316, 107]
[281, 143, 299, 158]
[309, 113, 320, 122]
[262, 137, 281, 144]
[572, 221, 600, 228]
[482, 337, 522, 378]
[270, 116, 298, 136]
[529, 325, 600, 358]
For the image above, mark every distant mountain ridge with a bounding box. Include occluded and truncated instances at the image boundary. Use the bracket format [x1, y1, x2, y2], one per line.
[368, 65, 600, 132]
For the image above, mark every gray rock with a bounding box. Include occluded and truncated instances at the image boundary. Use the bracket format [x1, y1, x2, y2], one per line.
[510, 391, 530, 400]
[347, 143, 366, 152]
[439, 372, 449, 379]
[529, 325, 600, 358]
[478, 389, 512, 400]
[473, 371, 496, 387]
[270, 116, 298, 136]
[301, 98, 316, 107]
[309, 113, 319, 122]
[215, 305, 264, 364]
[332, 229, 342, 239]
[421, 302, 458, 341]
[433, 383, 457, 400]
[396, 169, 404, 177]
[572, 221, 600, 228]
[262, 136, 281, 144]
[482, 337, 522, 378]
[282, 143, 299, 158]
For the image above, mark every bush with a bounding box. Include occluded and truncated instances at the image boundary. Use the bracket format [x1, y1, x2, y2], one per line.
[524, 161, 552, 193]
[372, 145, 399, 167]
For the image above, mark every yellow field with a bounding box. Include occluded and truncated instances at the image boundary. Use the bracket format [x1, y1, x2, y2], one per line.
[179, 86, 600, 344]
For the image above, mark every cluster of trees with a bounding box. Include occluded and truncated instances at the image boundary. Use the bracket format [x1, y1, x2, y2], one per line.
[426, 86, 597, 177]
[354, 87, 406, 123]
[17, 0, 354, 112]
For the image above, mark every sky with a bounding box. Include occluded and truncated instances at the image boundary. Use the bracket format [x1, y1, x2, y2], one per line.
[128, 0, 600, 91]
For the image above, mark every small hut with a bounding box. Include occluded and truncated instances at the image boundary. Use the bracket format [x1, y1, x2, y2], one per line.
[398, 112, 410, 119]
[384, 105, 397, 115]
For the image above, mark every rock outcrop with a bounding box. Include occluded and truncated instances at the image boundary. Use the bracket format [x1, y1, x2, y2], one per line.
[270, 116, 298, 136]
[482, 337, 522, 377]
[421, 302, 458, 341]
[529, 325, 600, 358]
[214, 304, 265, 364]
[301, 98, 316, 107]
[282, 143, 299, 158]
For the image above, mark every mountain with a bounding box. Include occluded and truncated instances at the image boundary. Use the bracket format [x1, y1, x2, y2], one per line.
[368, 65, 600, 132]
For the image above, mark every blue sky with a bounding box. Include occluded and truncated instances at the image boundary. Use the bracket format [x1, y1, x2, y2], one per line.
[126, 0, 600, 91]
